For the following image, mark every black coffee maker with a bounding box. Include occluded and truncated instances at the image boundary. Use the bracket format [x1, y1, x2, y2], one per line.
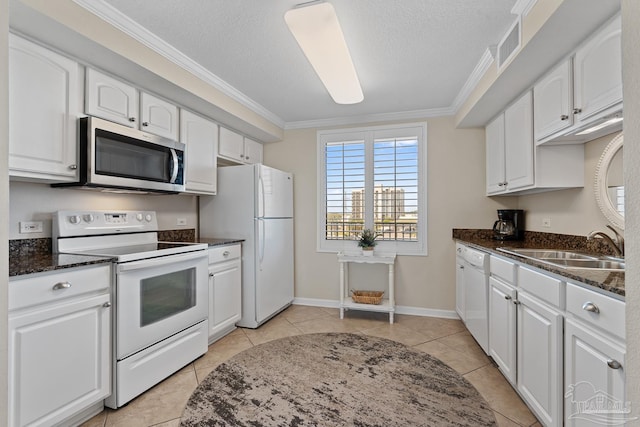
[493, 209, 525, 241]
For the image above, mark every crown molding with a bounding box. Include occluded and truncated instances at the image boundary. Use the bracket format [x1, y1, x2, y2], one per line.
[511, 0, 537, 17]
[73, 0, 286, 129]
[450, 47, 496, 115]
[284, 106, 455, 130]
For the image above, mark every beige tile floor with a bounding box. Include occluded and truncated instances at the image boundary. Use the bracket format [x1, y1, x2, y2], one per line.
[82, 305, 541, 427]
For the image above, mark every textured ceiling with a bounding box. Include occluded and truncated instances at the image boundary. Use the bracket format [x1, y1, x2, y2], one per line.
[103, 0, 518, 126]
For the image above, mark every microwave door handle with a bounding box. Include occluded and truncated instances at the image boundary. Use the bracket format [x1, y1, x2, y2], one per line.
[169, 148, 179, 184]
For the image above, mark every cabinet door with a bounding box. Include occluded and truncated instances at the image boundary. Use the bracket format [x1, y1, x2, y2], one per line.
[8, 293, 111, 427]
[9, 35, 80, 182]
[455, 258, 465, 321]
[244, 137, 263, 164]
[573, 16, 622, 122]
[209, 261, 242, 340]
[140, 92, 179, 140]
[219, 127, 245, 163]
[565, 319, 625, 427]
[485, 114, 506, 195]
[85, 68, 138, 127]
[181, 110, 218, 195]
[534, 60, 573, 140]
[517, 291, 563, 427]
[489, 277, 517, 385]
[504, 91, 534, 191]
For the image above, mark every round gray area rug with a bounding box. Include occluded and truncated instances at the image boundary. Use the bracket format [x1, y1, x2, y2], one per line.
[180, 333, 496, 426]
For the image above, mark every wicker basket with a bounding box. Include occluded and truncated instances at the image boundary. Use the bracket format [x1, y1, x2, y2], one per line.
[350, 290, 384, 305]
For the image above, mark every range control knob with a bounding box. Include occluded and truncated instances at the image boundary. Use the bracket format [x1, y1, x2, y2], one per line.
[136, 213, 144, 222]
[145, 214, 153, 222]
[68, 215, 81, 225]
[82, 214, 95, 223]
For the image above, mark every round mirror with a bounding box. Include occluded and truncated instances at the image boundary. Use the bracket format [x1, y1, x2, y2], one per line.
[594, 133, 624, 230]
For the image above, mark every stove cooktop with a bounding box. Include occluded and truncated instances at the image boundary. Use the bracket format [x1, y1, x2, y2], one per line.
[69, 241, 208, 262]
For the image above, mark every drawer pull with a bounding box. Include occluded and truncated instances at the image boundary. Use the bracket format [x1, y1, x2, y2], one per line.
[103, 302, 111, 308]
[582, 302, 600, 313]
[209, 273, 214, 277]
[504, 295, 512, 301]
[223, 251, 230, 257]
[607, 359, 622, 369]
[52, 282, 71, 291]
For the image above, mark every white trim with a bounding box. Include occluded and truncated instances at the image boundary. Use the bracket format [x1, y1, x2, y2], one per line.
[285, 106, 453, 130]
[292, 298, 459, 320]
[73, 0, 286, 129]
[511, 0, 537, 17]
[451, 47, 496, 114]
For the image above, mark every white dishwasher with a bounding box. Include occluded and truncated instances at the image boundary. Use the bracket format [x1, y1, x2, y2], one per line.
[461, 246, 490, 354]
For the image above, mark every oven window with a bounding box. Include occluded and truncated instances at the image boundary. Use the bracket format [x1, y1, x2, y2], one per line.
[140, 267, 196, 327]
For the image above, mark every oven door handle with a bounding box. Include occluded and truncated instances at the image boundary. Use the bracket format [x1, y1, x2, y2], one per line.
[169, 148, 179, 184]
[117, 250, 206, 272]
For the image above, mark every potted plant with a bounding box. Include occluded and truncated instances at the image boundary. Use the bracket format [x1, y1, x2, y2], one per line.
[358, 228, 378, 256]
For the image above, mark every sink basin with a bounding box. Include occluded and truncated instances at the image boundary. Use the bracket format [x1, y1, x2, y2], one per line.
[497, 248, 625, 271]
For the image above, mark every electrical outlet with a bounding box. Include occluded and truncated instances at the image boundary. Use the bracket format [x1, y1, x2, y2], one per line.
[176, 218, 187, 226]
[20, 221, 43, 234]
[542, 218, 551, 228]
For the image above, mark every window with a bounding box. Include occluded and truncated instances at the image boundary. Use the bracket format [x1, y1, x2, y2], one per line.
[317, 123, 427, 255]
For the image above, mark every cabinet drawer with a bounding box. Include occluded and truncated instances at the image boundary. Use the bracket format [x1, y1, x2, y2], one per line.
[490, 255, 516, 284]
[9, 264, 111, 311]
[208, 244, 241, 264]
[518, 266, 564, 308]
[566, 282, 625, 341]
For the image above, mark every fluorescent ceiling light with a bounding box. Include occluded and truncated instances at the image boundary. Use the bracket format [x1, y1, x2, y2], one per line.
[575, 116, 623, 135]
[285, 1, 363, 105]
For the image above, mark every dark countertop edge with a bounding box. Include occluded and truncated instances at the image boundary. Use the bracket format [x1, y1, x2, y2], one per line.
[452, 230, 625, 300]
[196, 238, 245, 247]
[9, 255, 115, 278]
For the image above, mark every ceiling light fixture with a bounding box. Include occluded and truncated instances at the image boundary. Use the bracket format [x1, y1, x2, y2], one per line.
[285, 1, 363, 105]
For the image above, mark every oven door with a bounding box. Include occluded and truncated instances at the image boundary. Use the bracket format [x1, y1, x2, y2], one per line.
[116, 250, 208, 359]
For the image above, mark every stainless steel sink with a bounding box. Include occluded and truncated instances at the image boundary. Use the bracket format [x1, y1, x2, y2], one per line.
[496, 248, 625, 271]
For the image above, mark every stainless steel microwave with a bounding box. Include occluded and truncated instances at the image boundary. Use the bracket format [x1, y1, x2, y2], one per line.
[54, 116, 185, 193]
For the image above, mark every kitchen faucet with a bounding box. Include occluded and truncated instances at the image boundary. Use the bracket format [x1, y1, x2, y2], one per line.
[587, 225, 624, 257]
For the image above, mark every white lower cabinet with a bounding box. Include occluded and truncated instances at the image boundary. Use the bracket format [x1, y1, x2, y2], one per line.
[8, 265, 112, 427]
[208, 244, 242, 343]
[488, 276, 517, 385]
[516, 291, 563, 427]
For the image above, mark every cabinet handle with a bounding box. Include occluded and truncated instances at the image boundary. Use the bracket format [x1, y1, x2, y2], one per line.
[513, 300, 521, 305]
[103, 302, 111, 308]
[128, 117, 136, 122]
[209, 273, 214, 277]
[607, 359, 622, 369]
[573, 108, 582, 114]
[223, 251, 230, 257]
[68, 164, 78, 170]
[142, 122, 149, 127]
[240, 154, 245, 158]
[498, 182, 504, 187]
[52, 282, 71, 291]
[504, 295, 512, 300]
[582, 301, 600, 313]
[560, 115, 569, 121]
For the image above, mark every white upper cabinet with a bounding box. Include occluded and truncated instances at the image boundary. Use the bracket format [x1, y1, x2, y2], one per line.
[219, 127, 263, 165]
[140, 92, 179, 140]
[9, 34, 81, 183]
[86, 68, 179, 140]
[180, 109, 218, 195]
[485, 114, 506, 195]
[534, 60, 573, 140]
[85, 68, 138, 128]
[504, 91, 535, 191]
[573, 15, 622, 122]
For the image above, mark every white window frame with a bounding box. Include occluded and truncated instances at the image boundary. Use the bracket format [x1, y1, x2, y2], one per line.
[316, 122, 428, 256]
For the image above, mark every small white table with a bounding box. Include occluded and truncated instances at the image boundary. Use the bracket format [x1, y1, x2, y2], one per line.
[337, 252, 397, 324]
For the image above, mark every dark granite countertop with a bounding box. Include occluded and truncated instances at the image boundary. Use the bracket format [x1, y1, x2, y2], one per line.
[196, 238, 245, 247]
[10, 251, 114, 277]
[453, 229, 625, 299]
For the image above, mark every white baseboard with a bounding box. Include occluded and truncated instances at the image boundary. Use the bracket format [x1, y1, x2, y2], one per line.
[292, 297, 459, 320]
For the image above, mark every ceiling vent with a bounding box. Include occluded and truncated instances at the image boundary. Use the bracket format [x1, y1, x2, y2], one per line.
[497, 18, 521, 71]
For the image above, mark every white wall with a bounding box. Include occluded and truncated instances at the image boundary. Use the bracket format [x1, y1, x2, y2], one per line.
[9, 181, 198, 239]
[517, 132, 622, 235]
[264, 117, 514, 312]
